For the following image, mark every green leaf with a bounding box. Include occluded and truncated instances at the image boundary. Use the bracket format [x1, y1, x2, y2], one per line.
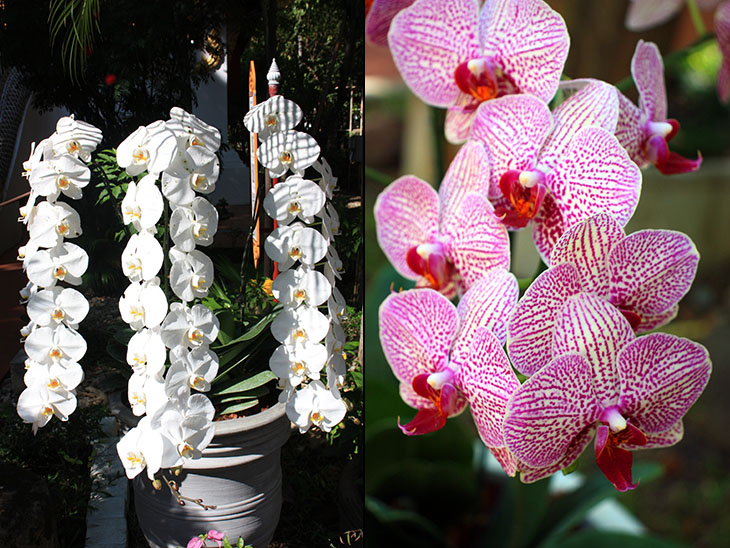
[214, 387, 268, 403]
[215, 370, 276, 395]
[351, 369, 363, 388]
[211, 309, 279, 350]
[219, 400, 259, 415]
[216, 310, 236, 345]
[366, 496, 449, 548]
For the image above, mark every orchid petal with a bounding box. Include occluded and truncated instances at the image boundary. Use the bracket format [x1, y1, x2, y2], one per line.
[439, 140, 491, 220]
[504, 353, 600, 468]
[554, 293, 635, 406]
[444, 95, 480, 144]
[632, 40, 667, 121]
[388, 0, 480, 107]
[442, 194, 510, 292]
[455, 327, 520, 447]
[374, 176, 440, 279]
[379, 288, 458, 384]
[617, 334, 711, 434]
[608, 229, 698, 318]
[549, 212, 624, 294]
[540, 79, 619, 171]
[507, 263, 583, 376]
[626, 419, 683, 450]
[470, 95, 553, 199]
[547, 126, 641, 229]
[531, 191, 567, 263]
[366, 0, 416, 46]
[615, 92, 644, 164]
[479, 0, 569, 102]
[519, 424, 597, 483]
[625, 0, 683, 31]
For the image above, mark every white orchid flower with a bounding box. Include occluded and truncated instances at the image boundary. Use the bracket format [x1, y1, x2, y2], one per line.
[121, 174, 164, 231]
[327, 286, 348, 325]
[269, 342, 327, 387]
[117, 121, 178, 176]
[244, 95, 303, 142]
[169, 249, 214, 302]
[119, 279, 169, 330]
[326, 352, 347, 395]
[271, 304, 331, 346]
[19, 281, 38, 304]
[149, 393, 216, 468]
[167, 106, 221, 152]
[17, 239, 40, 269]
[264, 222, 328, 271]
[257, 130, 321, 177]
[271, 266, 331, 308]
[165, 346, 219, 393]
[116, 417, 164, 480]
[126, 328, 167, 380]
[19, 320, 36, 340]
[320, 202, 341, 242]
[160, 302, 220, 349]
[27, 287, 89, 329]
[285, 380, 346, 433]
[29, 154, 90, 201]
[169, 198, 219, 251]
[312, 157, 337, 199]
[128, 372, 168, 417]
[121, 231, 164, 283]
[22, 139, 53, 179]
[161, 153, 220, 206]
[51, 116, 103, 162]
[28, 201, 82, 248]
[324, 245, 344, 283]
[264, 176, 326, 225]
[17, 384, 78, 434]
[24, 325, 87, 366]
[24, 359, 84, 392]
[25, 242, 88, 288]
[18, 190, 40, 226]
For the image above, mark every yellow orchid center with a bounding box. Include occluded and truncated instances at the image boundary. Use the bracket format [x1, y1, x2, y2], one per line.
[288, 246, 303, 260]
[293, 289, 306, 302]
[188, 328, 204, 344]
[66, 140, 81, 154]
[193, 222, 208, 238]
[179, 443, 195, 458]
[42, 406, 54, 417]
[191, 275, 207, 290]
[49, 347, 63, 360]
[293, 328, 306, 341]
[264, 113, 278, 127]
[53, 265, 68, 279]
[311, 411, 323, 425]
[56, 220, 70, 236]
[292, 362, 305, 375]
[47, 378, 61, 390]
[191, 376, 207, 390]
[132, 148, 148, 164]
[279, 150, 293, 164]
[57, 176, 71, 190]
[126, 452, 144, 467]
[51, 308, 66, 322]
[288, 201, 302, 215]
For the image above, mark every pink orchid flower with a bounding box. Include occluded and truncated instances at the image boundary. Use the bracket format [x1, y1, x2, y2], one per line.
[388, 0, 569, 143]
[504, 293, 711, 491]
[374, 141, 509, 298]
[615, 40, 701, 174]
[715, 2, 730, 103]
[366, 0, 415, 46]
[469, 81, 641, 261]
[378, 268, 518, 445]
[507, 212, 699, 376]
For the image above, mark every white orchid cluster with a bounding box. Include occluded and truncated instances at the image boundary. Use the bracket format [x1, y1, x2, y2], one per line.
[15, 116, 103, 433]
[115, 107, 222, 481]
[244, 95, 347, 433]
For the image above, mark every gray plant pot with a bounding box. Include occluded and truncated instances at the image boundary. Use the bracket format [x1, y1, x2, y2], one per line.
[133, 402, 291, 548]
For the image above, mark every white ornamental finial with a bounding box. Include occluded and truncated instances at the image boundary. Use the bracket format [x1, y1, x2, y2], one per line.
[267, 58, 281, 88]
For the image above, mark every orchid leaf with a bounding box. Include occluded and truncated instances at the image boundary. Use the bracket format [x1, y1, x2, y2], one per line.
[218, 400, 259, 415]
[215, 371, 277, 395]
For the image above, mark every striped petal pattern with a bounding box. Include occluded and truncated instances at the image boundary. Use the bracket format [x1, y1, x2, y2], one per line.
[632, 40, 667, 121]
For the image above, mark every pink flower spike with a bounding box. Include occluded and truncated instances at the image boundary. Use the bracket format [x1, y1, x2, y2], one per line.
[616, 40, 701, 174]
[366, 0, 416, 46]
[389, 0, 568, 143]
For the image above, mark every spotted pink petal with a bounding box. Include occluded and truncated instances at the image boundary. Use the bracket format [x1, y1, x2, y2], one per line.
[439, 140, 491, 219]
[631, 40, 667, 121]
[366, 0, 416, 46]
[637, 304, 678, 334]
[531, 191, 567, 263]
[507, 263, 583, 377]
[379, 288, 458, 384]
[553, 293, 635, 406]
[445, 95, 480, 144]
[624, 0, 683, 31]
[478, 0, 569, 102]
[470, 95, 554, 199]
[442, 194, 510, 293]
[388, 0, 481, 107]
[615, 92, 646, 166]
[715, 3, 730, 103]
[540, 79, 619, 171]
[547, 126, 642, 230]
[504, 353, 601, 469]
[374, 176, 440, 280]
[617, 333, 711, 434]
[608, 229, 698, 318]
[549, 213, 625, 294]
[519, 424, 597, 483]
[624, 419, 683, 450]
[455, 328, 520, 448]
[489, 446, 519, 477]
[455, 267, 518, 347]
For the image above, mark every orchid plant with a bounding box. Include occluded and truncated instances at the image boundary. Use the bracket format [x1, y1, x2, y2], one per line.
[245, 93, 348, 434]
[15, 116, 102, 433]
[372, 0, 713, 496]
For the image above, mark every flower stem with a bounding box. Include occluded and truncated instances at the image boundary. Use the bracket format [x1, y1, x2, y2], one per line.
[687, 0, 707, 37]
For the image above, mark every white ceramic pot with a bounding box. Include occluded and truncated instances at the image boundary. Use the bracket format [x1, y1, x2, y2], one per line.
[133, 402, 291, 548]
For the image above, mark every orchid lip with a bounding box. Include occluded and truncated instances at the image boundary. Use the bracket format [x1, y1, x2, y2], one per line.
[600, 406, 627, 432]
[646, 120, 673, 139]
[427, 368, 455, 390]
